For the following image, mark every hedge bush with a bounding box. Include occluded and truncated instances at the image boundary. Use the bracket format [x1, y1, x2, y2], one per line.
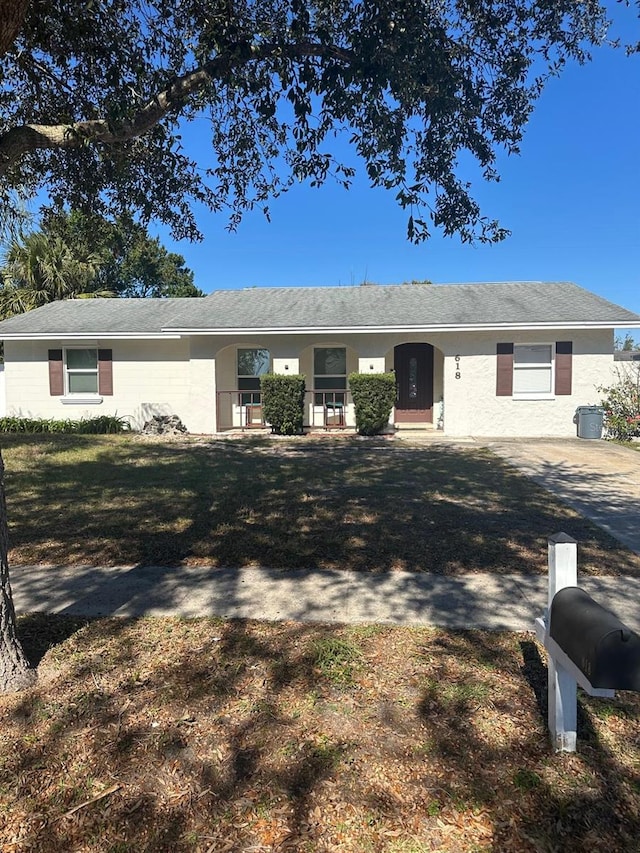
[0, 415, 130, 434]
[260, 374, 306, 435]
[348, 372, 396, 436]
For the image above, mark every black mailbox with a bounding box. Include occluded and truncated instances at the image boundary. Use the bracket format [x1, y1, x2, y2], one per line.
[549, 587, 640, 692]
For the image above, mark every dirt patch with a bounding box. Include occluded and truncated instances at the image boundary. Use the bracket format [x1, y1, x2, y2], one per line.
[1, 615, 639, 852]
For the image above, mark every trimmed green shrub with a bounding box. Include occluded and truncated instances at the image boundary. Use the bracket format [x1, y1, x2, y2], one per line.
[0, 415, 130, 434]
[598, 366, 640, 441]
[348, 372, 396, 436]
[260, 374, 306, 435]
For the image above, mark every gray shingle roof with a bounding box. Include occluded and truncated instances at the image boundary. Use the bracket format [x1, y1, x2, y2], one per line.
[167, 282, 640, 330]
[0, 282, 638, 338]
[0, 297, 189, 335]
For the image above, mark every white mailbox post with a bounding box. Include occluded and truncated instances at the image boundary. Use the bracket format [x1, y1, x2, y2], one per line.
[535, 532, 614, 753]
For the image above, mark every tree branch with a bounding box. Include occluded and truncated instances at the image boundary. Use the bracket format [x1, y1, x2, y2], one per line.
[0, 0, 29, 57]
[0, 41, 354, 174]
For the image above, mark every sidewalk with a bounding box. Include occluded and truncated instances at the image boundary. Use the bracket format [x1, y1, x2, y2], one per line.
[10, 564, 640, 632]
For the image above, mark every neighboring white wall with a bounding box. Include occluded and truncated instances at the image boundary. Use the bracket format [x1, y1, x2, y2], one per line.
[0, 364, 5, 417]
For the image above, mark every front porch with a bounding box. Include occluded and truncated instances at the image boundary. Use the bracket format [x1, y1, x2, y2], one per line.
[212, 337, 445, 434]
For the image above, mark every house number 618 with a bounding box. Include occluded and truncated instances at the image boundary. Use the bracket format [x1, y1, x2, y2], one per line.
[454, 354, 461, 380]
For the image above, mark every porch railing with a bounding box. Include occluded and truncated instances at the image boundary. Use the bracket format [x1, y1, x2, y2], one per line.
[216, 389, 353, 431]
[307, 390, 349, 429]
[216, 391, 265, 430]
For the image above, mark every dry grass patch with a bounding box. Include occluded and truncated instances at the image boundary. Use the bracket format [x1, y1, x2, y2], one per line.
[0, 615, 638, 852]
[2, 434, 638, 576]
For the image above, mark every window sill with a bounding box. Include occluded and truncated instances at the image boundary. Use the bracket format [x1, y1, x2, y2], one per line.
[59, 396, 104, 405]
[512, 394, 555, 401]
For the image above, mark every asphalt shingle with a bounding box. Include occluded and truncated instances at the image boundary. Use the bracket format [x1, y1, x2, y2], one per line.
[0, 282, 637, 337]
[0, 297, 189, 335]
[167, 282, 640, 329]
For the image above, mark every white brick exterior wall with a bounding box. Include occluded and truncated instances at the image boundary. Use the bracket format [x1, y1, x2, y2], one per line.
[436, 329, 615, 437]
[3, 327, 617, 437]
[4, 339, 197, 431]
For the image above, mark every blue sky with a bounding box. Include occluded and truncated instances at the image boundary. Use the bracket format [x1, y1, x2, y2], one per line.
[160, 10, 633, 327]
[151, 7, 640, 323]
[150, 6, 640, 327]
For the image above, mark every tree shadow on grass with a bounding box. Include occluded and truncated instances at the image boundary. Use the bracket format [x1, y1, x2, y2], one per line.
[0, 617, 363, 852]
[516, 638, 640, 852]
[16, 612, 94, 666]
[4, 437, 638, 576]
[1, 619, 639, 852]
[414, 631, 640, 852]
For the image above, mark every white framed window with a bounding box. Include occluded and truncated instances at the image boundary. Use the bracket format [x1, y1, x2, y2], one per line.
[513, 344, 553, 397]
[65, 348, 99, 394]
[314, 347, 346, 389]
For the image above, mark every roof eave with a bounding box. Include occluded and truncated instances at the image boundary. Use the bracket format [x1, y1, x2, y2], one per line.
[162, 321, 638, 335]
[0, 332, 183, 341]
[2, 320, 637, 341]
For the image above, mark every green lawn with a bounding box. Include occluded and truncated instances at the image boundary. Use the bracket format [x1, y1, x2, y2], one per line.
[1, 433, 638, 575]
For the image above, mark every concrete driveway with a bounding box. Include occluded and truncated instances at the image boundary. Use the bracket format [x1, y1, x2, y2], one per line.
[482, 438, 640, 555]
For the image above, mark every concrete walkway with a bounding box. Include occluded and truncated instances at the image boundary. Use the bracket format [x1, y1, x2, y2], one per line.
[10, 564, 640, 632]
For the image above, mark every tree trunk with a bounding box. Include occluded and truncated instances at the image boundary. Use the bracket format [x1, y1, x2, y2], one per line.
[0, 451, 36, 692]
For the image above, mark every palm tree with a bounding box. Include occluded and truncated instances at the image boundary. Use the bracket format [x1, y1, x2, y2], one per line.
[0, 231, 109, 319]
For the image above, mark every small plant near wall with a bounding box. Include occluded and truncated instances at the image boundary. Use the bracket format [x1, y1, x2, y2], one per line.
[348, 372, 396, 436]
[260, 374, 306, 435]
[598, 365, 640, 441]
[0, 415, 130, 434]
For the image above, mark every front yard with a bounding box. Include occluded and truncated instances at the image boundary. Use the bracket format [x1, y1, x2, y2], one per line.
[1, 436, 639, 851]
[0, 615, 638, 853]
[1, 433, 638, 575]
